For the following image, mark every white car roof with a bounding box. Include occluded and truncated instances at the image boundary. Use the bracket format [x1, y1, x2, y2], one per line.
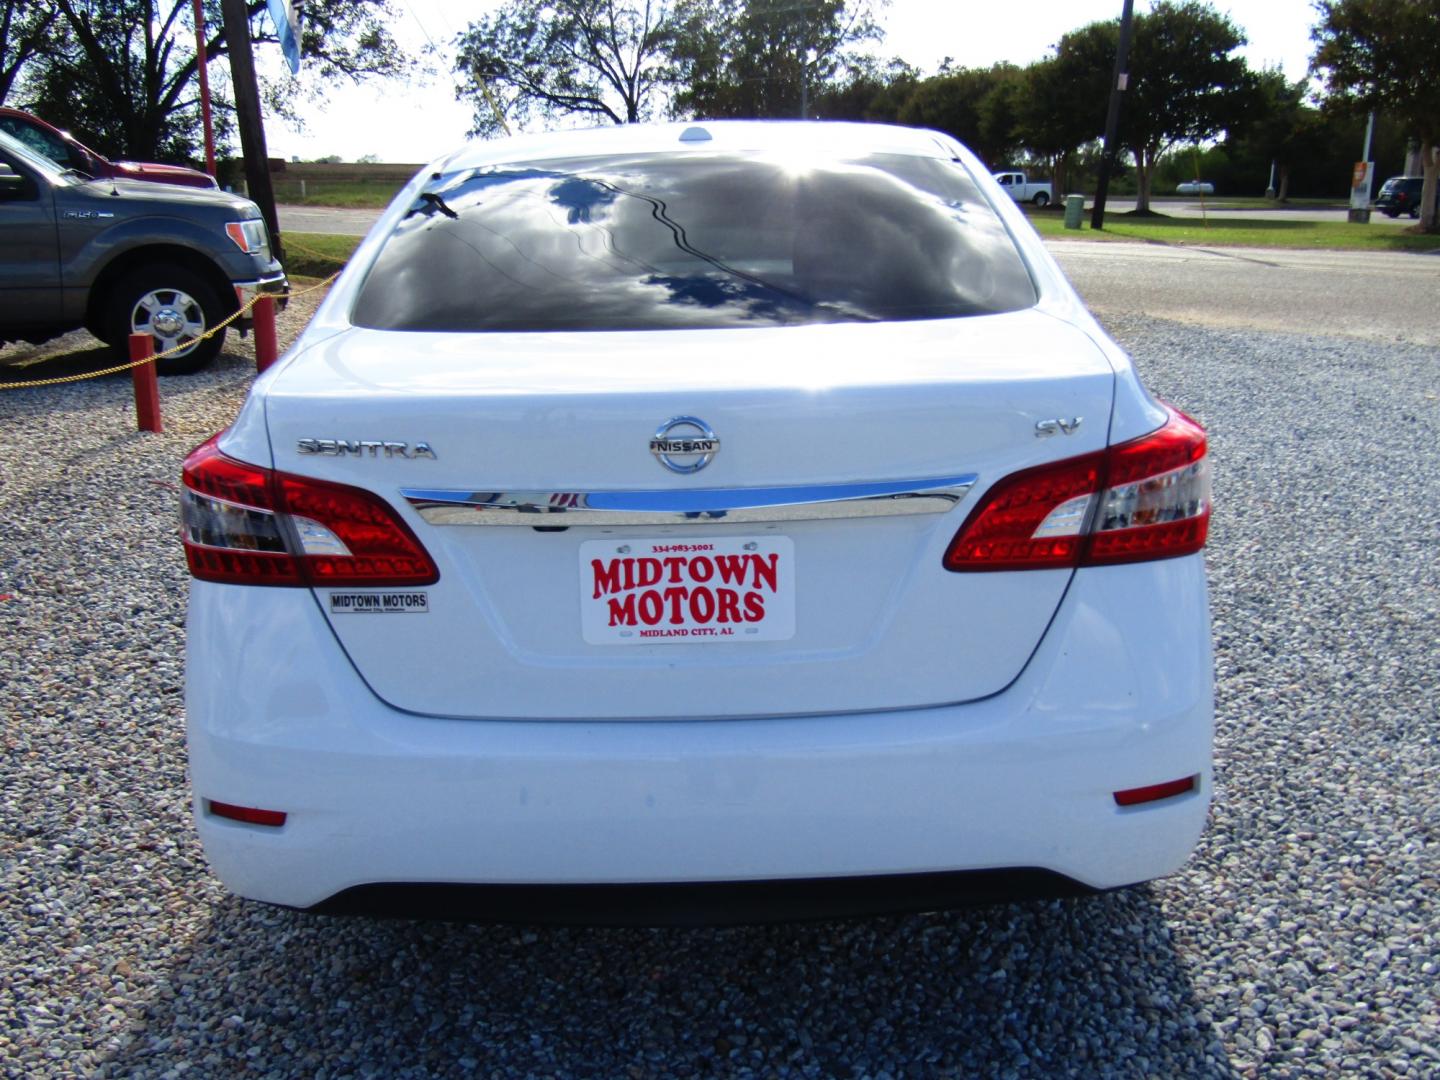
[430, 121, 960, 174]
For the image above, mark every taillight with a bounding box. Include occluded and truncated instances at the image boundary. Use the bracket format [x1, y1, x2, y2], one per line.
[944, 409, 1210, 571]
[181, 435, 438, 586]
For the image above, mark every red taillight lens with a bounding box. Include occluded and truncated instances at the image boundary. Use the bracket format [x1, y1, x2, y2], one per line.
[941, 451, 1104, 571]
[944, 409, 1210, 572]
[181, 435, 438, 587]
[208, 800, 287, 827]
[274, 472, 438, 586]
[1086, 411, 1211, 565]
[1113, 775, 1198, 807]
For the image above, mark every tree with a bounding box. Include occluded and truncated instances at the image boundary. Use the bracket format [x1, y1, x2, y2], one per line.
[1312, 0, 1440, 231]
[809, 57, 918, 124]
[1226, 70, 1325, 201]
[18, 1, 407, 162]
[1013, 53, 1109, 198]
[453, 0, 673, 137]
[1173, 107, 1406, 198]
[669, 0, 881, 119]
[1032, 3, 1252, 212]
[896, 64, 1025, 168]
[1119, 1, 1256, 212]
[0, 1, 56, 103]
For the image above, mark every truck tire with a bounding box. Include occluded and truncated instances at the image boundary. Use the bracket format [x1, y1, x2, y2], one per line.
[1032, 191, 1050, 208]
[106, 263, 226, 375]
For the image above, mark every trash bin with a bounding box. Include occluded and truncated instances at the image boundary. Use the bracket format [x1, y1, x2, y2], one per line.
[1064, 194, 1085, 230]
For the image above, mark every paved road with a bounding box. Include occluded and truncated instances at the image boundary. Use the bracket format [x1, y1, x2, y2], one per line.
[277, 200, 1415, 236]
[6, 215, 1434, 375]
[275, 195, 1426, 242]
[277, 204, 385, 235]
[1051, 241, 1440, 347]
[273, 202, 1440, 347]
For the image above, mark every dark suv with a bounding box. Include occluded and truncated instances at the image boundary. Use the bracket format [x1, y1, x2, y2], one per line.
[1374, 176, 1432, 219]
[0, 130, 285, 374]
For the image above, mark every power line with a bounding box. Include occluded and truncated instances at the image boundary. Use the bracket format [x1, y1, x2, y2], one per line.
[399, 0, 442, 53]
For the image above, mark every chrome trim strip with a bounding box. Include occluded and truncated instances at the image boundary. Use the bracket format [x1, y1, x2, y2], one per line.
[402, 476, 978, 526]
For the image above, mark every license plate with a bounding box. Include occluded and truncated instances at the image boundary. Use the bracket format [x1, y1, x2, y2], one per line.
[580, 536, 795, 645]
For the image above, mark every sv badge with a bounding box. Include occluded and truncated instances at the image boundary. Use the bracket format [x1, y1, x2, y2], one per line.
[1035, 417, 1083, 438]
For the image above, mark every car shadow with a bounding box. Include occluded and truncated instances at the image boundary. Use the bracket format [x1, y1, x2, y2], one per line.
[0, 334, 115, 381]
[96, 886, 1238, 1077]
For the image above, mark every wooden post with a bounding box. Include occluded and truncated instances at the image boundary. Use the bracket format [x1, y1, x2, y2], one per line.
[221, 0, 284, 263]
[253, 295, 278, 372]
[129, 333, 162, 433]
[1091, 0, 1136, 231]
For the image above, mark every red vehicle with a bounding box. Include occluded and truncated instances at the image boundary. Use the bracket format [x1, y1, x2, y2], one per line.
[0, 107, 216, 189]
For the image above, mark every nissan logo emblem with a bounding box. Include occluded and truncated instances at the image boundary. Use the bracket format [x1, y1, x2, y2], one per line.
[650, 416, 720, 474]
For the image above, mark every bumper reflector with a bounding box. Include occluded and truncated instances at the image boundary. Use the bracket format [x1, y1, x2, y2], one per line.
[1113, 775, 1198, 807]
[208, 800, 287, 827]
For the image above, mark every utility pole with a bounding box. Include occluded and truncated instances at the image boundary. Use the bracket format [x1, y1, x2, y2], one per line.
[1090, 0, 1135, 231]
[221, 0, 283, 262]
[192, 0, 216, 177]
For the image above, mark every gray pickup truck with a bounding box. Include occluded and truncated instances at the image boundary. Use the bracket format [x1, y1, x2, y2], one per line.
[0, 130, 287, 374]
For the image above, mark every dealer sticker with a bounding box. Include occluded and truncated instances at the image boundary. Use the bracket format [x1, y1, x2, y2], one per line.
[329, 591, 429, 614]
[580, 537, 795, 645]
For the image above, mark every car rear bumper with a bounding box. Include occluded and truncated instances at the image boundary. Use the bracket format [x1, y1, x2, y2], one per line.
[185, 556, 1213, 917]
[307, 869, 1099, 925]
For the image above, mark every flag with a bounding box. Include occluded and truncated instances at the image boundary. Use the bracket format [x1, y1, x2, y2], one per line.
[267, 0, 301, 74]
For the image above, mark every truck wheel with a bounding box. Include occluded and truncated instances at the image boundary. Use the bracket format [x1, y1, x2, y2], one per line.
[106, 264, 226, 375]
[1383, 209, 1400, 218]
[1033, 191, 1050, 208]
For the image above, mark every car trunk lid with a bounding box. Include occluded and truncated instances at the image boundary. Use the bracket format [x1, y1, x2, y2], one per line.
[262, 311, 1114, 719]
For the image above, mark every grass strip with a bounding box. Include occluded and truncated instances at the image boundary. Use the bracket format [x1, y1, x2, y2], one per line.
[277, 212, 1439, 284]
[281, 233, 362, 278]
[1025, 210, 1440, 252]
[271, 179, 406, 208]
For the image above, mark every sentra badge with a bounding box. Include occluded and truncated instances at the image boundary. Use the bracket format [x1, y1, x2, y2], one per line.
[297, 438, 437, 459]
[649, 416, 719, 474]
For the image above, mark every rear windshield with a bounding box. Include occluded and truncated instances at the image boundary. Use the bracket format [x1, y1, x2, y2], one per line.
[351, 150, 1037, 332]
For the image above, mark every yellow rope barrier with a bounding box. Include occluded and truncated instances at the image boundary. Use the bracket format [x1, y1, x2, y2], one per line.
[0, 273, 339, 391]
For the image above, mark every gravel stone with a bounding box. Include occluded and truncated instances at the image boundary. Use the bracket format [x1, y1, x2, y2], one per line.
[1, 287, 1436, 1077]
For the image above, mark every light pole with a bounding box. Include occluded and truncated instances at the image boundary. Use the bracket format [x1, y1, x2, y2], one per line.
[191, 0, 216, 177]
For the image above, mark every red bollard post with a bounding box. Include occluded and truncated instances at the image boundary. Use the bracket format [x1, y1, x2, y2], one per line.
[128, 333, 162, 433]
[253, 295, 278, 373]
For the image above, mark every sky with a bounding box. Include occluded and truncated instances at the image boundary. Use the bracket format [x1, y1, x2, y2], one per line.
[263, 0, 1326, 164]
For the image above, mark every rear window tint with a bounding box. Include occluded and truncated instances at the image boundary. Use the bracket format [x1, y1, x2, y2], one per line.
[352, 151, 1037, 332]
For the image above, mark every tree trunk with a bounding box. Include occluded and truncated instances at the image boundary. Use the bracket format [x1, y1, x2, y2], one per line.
[1277, 165, 1290, 203]
[1132, 147, 1154, 213]
[1050, 152, 1070, 200]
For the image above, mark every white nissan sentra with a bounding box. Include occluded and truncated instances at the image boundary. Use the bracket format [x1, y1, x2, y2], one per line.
[181, 122, 1213, 923]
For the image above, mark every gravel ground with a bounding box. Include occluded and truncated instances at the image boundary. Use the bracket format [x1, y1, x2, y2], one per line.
[1, 298, 1437, 1078]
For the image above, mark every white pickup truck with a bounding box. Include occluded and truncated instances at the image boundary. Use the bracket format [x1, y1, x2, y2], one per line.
[993, 171, 1052, 207]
